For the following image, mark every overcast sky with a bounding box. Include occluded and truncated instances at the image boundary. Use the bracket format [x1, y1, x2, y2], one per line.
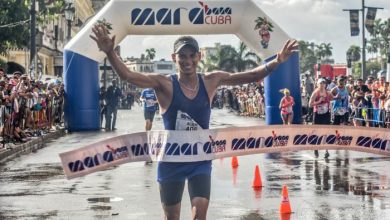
[119, 0, 390, 64]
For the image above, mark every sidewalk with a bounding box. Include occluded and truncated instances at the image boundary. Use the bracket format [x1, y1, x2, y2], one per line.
[0, 128, 66, 164]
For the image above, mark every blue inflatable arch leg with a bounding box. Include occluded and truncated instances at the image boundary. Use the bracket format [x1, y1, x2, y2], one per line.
[64, 50, 100, 131]
[264, 53, 301, 125]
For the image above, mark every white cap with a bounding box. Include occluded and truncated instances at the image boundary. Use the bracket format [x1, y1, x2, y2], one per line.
[317, 78, 326, 85]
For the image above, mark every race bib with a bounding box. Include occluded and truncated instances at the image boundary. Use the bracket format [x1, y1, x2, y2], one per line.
[335, 107, 347, 116]
[175, 110, 202, 131]
[145, 99, 155, 107]
[285, 106, 293, 113]
[316, 103, 329, 114]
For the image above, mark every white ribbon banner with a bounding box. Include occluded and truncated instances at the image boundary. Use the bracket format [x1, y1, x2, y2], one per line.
[60, 125, 390, 179]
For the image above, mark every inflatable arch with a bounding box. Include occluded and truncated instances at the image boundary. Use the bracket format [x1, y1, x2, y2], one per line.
[64, 0, 301, 131]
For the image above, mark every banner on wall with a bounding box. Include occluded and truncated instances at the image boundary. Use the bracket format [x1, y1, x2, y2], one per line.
[60, 125, 390, 179]
[349, 10, 360, 36]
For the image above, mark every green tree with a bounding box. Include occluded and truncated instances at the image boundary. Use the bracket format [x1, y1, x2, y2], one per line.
[366, 61, 381, 78]
[298, 40, 317, 74]
[0, 0, 30, 54]
[366, 38, 379, 57]
[199, 45, 236, 72]
[322, 43, 333, 59]
[352, 62, 362, 79]
[347, 45, 361, 62]
[199, 55, 219, 72]
[0, 0, 64, 55]
[367, 18, 390, 68]
[225, 42, 259, 72]
[199, 42, 261, 73]
[35, 0, 64, 24]
[314, 44, 324, 60]
[145, 48, 156, 60]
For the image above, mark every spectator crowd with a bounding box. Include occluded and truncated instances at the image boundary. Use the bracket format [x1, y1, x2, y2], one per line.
[3, 66, 383, 151]
[303, 73, 390, 128]
[212, 72, 390, 129]
[0, 68, 64, 149]
[212, 83, 265, 118]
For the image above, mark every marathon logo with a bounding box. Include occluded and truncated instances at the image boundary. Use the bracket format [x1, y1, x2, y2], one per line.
[231, 131, 289, 150]
[131, 1, 232, 26]
[205, 135, 227, 153]
[131, 143, 149, 156]
[68, 145, 130, 173]
[293, 130, 352, 146]
[144, 138, 227, 157]
[356, 134, 390, 151]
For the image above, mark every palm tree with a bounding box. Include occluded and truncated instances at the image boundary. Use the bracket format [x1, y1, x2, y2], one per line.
[371, 19, 383, 38]
[379, 18, 390, 56]
[145, 48, 156, 60]
[315, 44, 325, 61]
[322, 43, 333, 59]
[199, 55, 219, 72]
[199, 45, 234, 72]
[199, 42, 259, 73]
[298, 40, 317, 73]
[229, 42, 259, 72]
[298, 40, 311, 57]
[367, 38, 379, 58]
[367, 18, 389, 68]
[347, 45, 361, 62]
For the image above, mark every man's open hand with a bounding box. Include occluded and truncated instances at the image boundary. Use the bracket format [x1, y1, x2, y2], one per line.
[90, 24, 116, 54]
[277, 40, 299, 63]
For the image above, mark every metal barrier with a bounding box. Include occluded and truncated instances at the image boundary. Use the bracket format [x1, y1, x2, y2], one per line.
[352, 107, 388, 127]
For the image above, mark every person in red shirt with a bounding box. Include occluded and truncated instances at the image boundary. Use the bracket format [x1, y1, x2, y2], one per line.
[279, 88, 294, 125]
[309, 78, 332, 158]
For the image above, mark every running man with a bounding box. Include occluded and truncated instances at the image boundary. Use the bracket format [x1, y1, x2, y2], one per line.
[140, 88, 158, 131]
[91, 24, 298, 220]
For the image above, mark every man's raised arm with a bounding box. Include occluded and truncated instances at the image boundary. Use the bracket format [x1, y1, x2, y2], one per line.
[90, 24, 162, 89]
[212, 39, 299, 86]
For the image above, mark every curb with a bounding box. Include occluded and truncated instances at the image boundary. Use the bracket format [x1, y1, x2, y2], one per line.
[0, 129, 67, 164]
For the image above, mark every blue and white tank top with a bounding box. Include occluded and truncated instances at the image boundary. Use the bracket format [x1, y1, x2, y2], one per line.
[162, 74, 210, 130]
[157, 74, 212, 182]
[333, 87, 349, 115]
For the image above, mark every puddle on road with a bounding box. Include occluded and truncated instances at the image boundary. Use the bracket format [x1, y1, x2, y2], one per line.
[87, 197, 124, 203]
[90, 205, 112, 211]
[0, 210, 58, 220]
[87, 197, 123, 215]
[0, 163, 63, 183]
[352, 157, 390, 164]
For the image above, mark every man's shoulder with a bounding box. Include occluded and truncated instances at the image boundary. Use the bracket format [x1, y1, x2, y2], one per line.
[203, 70, 230, 80]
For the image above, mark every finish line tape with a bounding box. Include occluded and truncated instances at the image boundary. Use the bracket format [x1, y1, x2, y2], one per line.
[60, 125, 390, 179]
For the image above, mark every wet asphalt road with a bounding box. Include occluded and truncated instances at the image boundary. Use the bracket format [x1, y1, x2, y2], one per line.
[0, 105, 389, 220]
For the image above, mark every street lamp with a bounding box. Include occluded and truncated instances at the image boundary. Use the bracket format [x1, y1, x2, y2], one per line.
[64, 0, 75, 42]
[387, 44, 390, 82]
[30, 0, 37, 80]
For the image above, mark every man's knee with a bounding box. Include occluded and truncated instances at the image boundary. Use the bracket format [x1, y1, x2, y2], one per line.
[162, 203, 181, 220]
[191, 197, 209, 220]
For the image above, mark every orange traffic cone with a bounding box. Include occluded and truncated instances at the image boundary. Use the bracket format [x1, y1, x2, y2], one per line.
[279, 185, 292, 214]
[231, 156, 239, 168]
[232, 166, 238, 186]
[280, 213, 291, 220]
[252, 165, 263, 189]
